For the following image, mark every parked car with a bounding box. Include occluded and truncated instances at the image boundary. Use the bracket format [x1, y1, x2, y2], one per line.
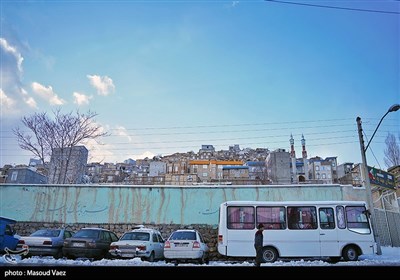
[0, 216, 20, 253]
[163, 229, 209, 265]
[16, 228, 74, 259]
[109, 226, 164, 262]
[62, 228, 119, 260]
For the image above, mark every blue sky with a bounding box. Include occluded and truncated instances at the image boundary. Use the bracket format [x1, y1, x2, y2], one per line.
[1, 0, 399, 169]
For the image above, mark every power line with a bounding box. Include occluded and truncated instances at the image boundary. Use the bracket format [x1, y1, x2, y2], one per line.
[2, 117, 396, 135]
[265, 0, 400, 15]
[0, 140, 360, 157]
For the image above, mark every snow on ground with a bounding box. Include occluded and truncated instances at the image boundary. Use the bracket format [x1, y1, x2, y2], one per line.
[0, 247, 399, 280]
[1, 246, 399, 267]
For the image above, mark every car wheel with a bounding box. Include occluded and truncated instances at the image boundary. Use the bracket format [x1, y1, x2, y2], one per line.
[199, 252, 209, 264]
[342, 246, 359, 261]
[65, 254, 75, 260]
[147, 252, 155, 262]
[54, 249, 63, 259]
[205, 254, 210, 265]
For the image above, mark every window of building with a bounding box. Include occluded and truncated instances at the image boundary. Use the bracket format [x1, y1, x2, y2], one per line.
[10, 171, 18, 181]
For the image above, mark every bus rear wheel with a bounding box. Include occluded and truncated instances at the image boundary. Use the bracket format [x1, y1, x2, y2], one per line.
[261, 247, 278, 263]
[342, 246, 359, 261]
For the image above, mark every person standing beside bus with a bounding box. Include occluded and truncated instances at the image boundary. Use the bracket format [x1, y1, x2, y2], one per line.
[254, 223, 264, 267]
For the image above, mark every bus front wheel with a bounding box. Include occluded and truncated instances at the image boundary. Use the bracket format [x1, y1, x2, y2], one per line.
[261, 247, 278, 263]
[342, 246, 359, 261]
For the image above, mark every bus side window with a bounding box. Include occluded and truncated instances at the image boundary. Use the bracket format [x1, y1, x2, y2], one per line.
[256, 206, 286, 230]
[319, 208, 335, 229]
[288, 207, 317, 230]
[336, 206, 346, 229]
[227, 206, 255, 229]
[287, 207, 300, 229]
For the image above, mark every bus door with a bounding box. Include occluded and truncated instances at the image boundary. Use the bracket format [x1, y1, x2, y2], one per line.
[318, 207, 339, 257]
[286, 207, 320, 257]
[225, 206, 255, 257]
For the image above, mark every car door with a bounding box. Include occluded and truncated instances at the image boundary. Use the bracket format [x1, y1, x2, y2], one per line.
[154, 233, 164, 259]
[0, 222, 19, 252]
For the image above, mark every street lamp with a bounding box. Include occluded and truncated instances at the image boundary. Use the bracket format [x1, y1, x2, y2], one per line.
[356, 103, 400, 256]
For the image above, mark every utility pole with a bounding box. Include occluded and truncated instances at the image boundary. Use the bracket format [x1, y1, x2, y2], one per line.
[356, 116, 382, 255]
[355, 104, 400, 255]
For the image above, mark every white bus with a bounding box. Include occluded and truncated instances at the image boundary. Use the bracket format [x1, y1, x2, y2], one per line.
[217, 200, 377, 263]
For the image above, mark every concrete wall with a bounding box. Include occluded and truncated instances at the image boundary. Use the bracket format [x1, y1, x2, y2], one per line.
[0, 184, 367, 225]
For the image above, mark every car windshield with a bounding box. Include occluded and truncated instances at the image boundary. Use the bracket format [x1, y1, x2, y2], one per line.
[31, 229, 60, 237]
[169, 231, 196, 240]
[73, 230, 100, 239]
[121, 232, 150, 241]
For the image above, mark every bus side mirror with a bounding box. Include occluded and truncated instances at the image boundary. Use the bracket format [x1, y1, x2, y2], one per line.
[363, 210, 371, 217]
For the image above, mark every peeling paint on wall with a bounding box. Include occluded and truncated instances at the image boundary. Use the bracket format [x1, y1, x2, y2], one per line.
[0, 184, 368, 226]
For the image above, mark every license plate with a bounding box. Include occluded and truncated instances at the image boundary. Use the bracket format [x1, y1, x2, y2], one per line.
[72, 242, 85, 247]
[174, 243, 188, 247]
[122, 254, 135, 258]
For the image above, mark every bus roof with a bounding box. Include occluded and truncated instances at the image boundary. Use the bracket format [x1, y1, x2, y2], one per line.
[221, 200, 367, 206]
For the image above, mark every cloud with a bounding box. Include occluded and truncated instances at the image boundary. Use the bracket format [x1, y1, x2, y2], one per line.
[135, 151, 156, 160]
[114, 126, 132, 142]
[0, 37, 23, 73]
[0, 37, 36, 117]
[21, 88, 38, 109]
[83, 124, 157, 163]
[87, 74, 115, 96]
[0, 89, 16, 112]
[73, 91, 93, 105]
[31, 82, 66, 105]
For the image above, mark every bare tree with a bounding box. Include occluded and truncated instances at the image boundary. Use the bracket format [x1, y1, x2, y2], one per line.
[13, 109, 108, 181]
[384, 133, 400, 168]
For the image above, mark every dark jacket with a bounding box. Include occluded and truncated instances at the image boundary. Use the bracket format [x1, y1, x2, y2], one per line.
[254, 230, 263, 248]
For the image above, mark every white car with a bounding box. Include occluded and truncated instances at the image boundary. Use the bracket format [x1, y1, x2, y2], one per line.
[17, 228, 74, 259]
[109, 226, 164, 262]
[164, 229, 209, 265]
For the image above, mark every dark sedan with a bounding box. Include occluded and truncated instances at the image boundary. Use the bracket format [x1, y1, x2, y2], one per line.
[62, 227, 119, 260]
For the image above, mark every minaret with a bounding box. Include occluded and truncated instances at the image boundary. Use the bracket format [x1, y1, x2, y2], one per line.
[290, 134, 296, 158]
[301, 134, 308, 181]
[290, 134, 297, 183]
[301, 134, 307, 159]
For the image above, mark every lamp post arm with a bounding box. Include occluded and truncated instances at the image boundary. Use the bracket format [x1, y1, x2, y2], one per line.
[364, 111, 389, 152]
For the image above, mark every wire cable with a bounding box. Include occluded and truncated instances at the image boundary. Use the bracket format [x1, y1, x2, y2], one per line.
[265, 0, 400, 15]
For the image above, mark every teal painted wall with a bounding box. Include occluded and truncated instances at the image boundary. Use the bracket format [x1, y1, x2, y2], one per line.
[0, 184, 367, 226]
